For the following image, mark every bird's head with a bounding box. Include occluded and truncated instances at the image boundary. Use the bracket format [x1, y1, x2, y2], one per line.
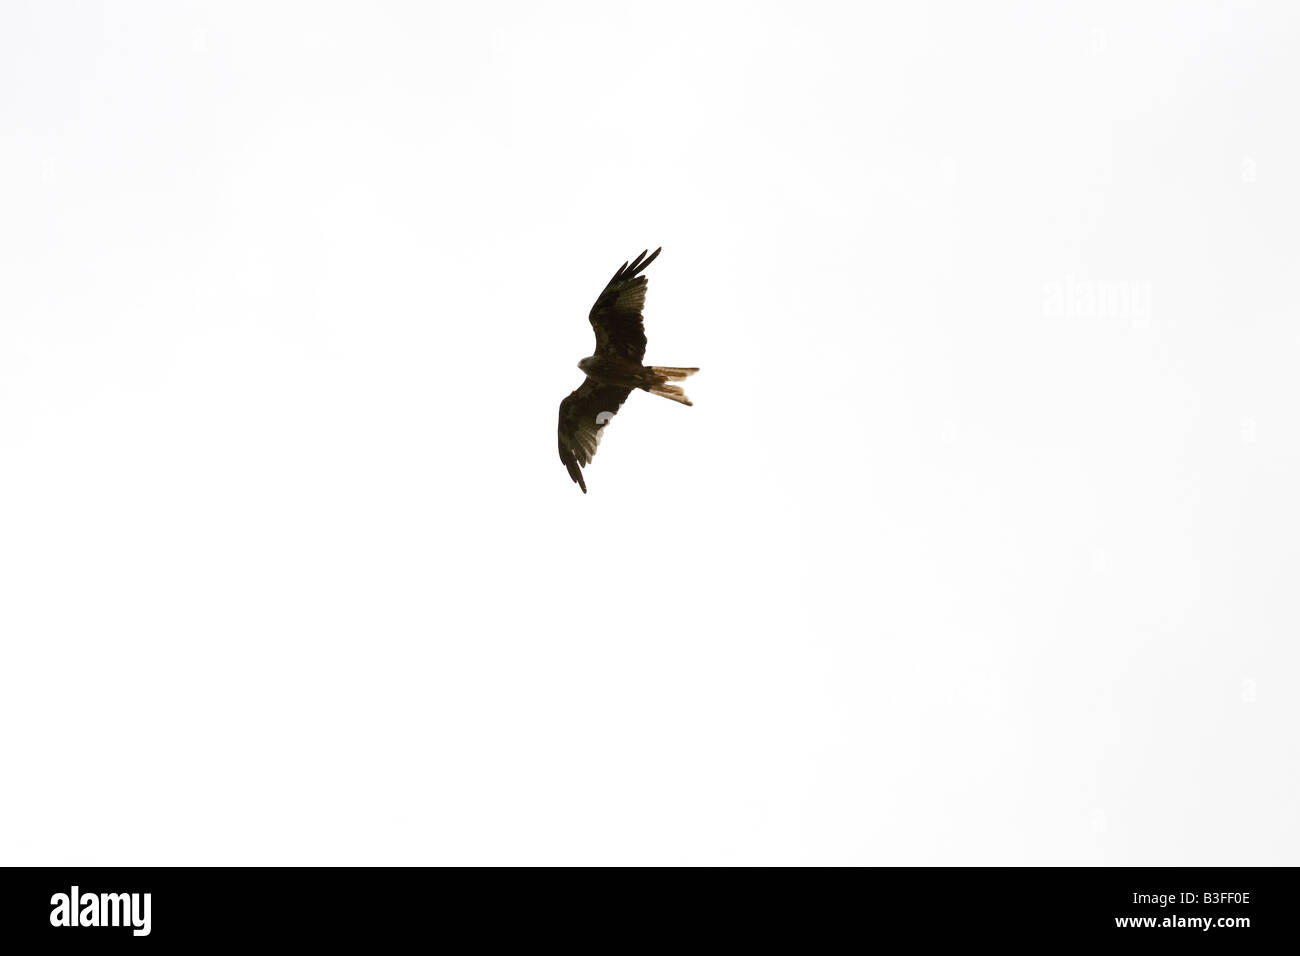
[577, 355, 597, 374]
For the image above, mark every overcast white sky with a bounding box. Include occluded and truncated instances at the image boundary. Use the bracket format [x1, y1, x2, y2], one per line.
[1, 1, 1297, 865]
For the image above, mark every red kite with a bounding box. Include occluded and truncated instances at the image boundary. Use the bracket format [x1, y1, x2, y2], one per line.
[558, 248, 698, 493]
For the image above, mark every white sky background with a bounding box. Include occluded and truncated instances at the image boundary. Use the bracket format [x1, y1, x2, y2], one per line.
[1, 1, 1296, 865]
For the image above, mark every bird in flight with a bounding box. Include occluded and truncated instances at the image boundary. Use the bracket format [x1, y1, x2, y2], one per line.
[558, 248, 698, 493]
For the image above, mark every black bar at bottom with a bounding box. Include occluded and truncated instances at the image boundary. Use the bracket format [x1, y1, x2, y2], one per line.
[0, 866, 1290, 945]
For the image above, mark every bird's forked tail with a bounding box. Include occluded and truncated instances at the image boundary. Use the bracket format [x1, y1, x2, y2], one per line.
[646, 366, 699, 406]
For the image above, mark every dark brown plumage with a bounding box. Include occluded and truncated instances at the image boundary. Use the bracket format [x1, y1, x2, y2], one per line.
[557, 248, 698, 493]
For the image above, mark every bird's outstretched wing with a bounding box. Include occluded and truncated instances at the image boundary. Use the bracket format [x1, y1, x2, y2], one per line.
[558, 379, 634, 493]
[588, 247, 661, 363]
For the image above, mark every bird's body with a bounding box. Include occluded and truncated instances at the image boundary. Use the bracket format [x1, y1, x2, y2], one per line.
[558, 248, 698, 493]
[576, 353, 648, 389]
